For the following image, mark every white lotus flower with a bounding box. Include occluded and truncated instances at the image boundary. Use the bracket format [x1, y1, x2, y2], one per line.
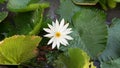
[43, 19, 73, 49]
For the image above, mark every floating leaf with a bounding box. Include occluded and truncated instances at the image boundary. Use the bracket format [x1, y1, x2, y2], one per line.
[101, 57, 120, 68]
[72, 0, 99, 5]
[57, 0, 81, 22]
[7, 0, 31, 12]
[12, 9, 43, 35]
[54, 48, 96, 68]
[7, 0, 49, 12]
[0, 35, 41, 65]
[72, 8, 107, 59]
[0, 12, 8, 23]
[99, 18, 120, 61]
[13, 12, 33, 35]
[0, 8, 44, 36]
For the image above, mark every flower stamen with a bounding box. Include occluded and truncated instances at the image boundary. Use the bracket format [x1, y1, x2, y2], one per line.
[55, 32, 61, 38]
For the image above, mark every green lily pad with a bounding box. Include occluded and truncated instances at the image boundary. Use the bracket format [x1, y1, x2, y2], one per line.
[0, 35, 41, 65]
[57, 0, 81, 22]
[59, 27, 85, 51]
[72, 8, 107, 59]
[7, 0, 49, 12]
[0, 8, 44, 36]
[99, 18, 120, 61]
[101, 57, 120, 68]
[54, 48, 96, 68]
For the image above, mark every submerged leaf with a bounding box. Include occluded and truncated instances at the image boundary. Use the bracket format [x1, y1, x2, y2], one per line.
[0, 35, 41, 65]
[72, 8, 107, 59]
[99, 18, 120, 61]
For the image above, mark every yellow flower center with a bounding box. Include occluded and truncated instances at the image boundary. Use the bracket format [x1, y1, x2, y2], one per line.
[55, 32, 61, 38]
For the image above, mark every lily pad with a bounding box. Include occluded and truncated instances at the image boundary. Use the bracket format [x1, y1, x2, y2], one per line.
[57, 0, 80, 22]
[0, 8, 44, 36]
[54, 48, 96, 68]
[99, 18, 120, 61]
[0, 35, 41, 65]
[7, 0, 49, 12]
[72, 8, 107, 59]
[101, 57, 120, 68]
